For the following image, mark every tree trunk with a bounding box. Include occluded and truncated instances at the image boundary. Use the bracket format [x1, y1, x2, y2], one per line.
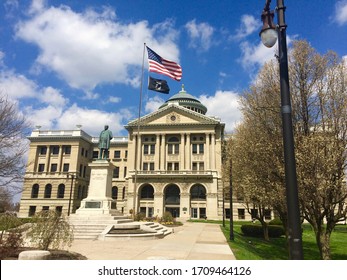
[316, 230, 332, 260]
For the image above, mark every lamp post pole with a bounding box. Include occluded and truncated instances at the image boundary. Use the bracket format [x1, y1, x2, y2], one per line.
[229, 145, 234, 241]
[260, 0, 303, 259]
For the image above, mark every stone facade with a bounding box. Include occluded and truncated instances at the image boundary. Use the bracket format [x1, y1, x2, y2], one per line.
[18, 88, 265, 221]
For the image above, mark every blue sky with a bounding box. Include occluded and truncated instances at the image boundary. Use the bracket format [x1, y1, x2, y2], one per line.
[1, 0, 347, 136]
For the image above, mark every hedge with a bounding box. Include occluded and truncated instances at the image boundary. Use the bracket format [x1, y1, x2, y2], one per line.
[241, 224, 285, 238]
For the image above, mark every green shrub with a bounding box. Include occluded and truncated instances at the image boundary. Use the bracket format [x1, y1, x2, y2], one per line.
[134, 212, 146, 221]
[241, 224, 285, 238]
[161, 211, 174, 223]
[269, 218, 283, 226]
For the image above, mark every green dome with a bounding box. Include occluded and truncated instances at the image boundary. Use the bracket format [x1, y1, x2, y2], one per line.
[159, 85, 207, 115]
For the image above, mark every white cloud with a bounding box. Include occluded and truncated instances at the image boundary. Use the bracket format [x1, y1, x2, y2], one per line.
[24, 104, 63, 129]
[185, 19, 215, 51]
[334, 0, 347, 25]
[108, 96, 121, 103]
[15, 4, 180, 96]
[39, 87, 67, 107]
[232, 14, 259, 41]
[145, 95, 165, 113]
[199, 90, 242, 133]
[55, 104, 132, 136]
[239, 40, 277, 70]
[0, 70, 38, 99]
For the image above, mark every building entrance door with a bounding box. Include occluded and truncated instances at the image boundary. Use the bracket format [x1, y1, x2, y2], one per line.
[165, 207, 180, 218]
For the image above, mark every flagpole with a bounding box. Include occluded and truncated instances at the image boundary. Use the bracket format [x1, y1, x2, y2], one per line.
[132, 43, 146, 218]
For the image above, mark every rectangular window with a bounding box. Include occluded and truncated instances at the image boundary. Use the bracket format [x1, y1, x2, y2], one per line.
[81, 147, 84, 156]
[192, 144, 204, 154]
[148, 207, 154, 218]
[38, 146, 47, 155]
[63, 163, 69, 172]
[124, 167, 127, 177]
[140, 207, 146, 215]
[55, 206, 63, 216]
[92, 151, 99, 159]
[38, 164, 45, 172]
[199, 208, 206, 219]
[167, 162, 179, 171]
[125, 150, 128, 158]
[191, 208, 198, 218]
[50, 163, 57, 172]
[144, 144, 155, 155]
[251, 209, 258, 219]
[113, 167, 120, 178]
[114, 150, 121, 158]
[42, 206, 49, 211]
[63, 145, 71, 155]
[51, 146, 59, 155]
[143, 162, 154, 171]
[29, 206, 36, 217]
[238, 209, 245, 220]
[264, 209, 272, 220]
[192, 162, 204, 171]
[168, 144, 179, 154]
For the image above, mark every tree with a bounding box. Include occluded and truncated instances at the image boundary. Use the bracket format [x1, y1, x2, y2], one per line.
[0, 94, 30, 201]
[233, 40, 347, 259]
[26, 210, 74, 250]
[290, 41, 347, 259]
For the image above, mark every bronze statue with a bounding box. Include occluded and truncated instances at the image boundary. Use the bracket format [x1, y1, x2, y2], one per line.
[98, 125, 113, 159]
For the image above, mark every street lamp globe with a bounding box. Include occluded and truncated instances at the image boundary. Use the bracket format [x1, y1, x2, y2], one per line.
[260, 28, 278, 48]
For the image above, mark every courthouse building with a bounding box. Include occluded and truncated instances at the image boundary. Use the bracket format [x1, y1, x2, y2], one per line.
[18, 86, 260, 221]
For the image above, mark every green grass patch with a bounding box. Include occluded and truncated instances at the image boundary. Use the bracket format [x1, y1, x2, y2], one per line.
[189, 219, 347, 260]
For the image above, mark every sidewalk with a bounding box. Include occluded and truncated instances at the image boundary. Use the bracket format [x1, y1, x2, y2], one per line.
[68, 222, 236, 260]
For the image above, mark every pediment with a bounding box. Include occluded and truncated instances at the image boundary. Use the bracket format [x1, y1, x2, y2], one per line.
[126, 104, 220, 128]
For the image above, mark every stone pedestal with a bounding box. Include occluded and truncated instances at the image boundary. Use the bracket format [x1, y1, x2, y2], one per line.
[18, 250, 51, 260]
[76, 160, 116, 215]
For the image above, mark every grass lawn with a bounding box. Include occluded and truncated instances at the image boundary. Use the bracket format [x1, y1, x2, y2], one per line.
[189, 219, 347, 260]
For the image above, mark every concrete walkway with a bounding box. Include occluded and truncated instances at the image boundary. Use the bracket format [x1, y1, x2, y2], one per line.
[68, 222, 236, 260]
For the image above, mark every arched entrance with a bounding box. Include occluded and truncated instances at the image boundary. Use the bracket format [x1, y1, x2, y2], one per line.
[190, 184, 207, 219]
[164, 184, 180, 218]
[138, 184, 154, 217]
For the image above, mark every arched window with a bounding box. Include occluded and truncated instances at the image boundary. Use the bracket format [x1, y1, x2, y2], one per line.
[140, 184, 154, 199]
[112, 186, 118, 199]
[190, 184, 206, 200]
[44, 184, 52, 198]
[165, 184, 180, 205]
[31, 184, 39, 198]
[57, 184, 65, 198]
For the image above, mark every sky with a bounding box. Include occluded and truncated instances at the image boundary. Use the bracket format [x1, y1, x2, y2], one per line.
[1, 0, 347, 137]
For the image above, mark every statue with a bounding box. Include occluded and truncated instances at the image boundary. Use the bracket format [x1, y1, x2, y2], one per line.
[98, 125, 113, 159]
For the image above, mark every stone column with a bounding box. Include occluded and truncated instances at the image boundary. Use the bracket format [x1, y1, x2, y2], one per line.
[154, 191, 164, 217]
[185, 133, 191, 170]
[57, 145, 63, 172]
[44, 146, 51, 172]
[205, 133, 210, 170]
[211, 133, 216, 170]
[155, 134, 160, 170]
[180, 133, 185, 170]
[160, 134, 166, 170]
[136, 134, 142, 170]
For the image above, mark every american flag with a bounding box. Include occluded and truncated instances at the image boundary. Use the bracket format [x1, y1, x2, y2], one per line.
[146, 46, 182, 81]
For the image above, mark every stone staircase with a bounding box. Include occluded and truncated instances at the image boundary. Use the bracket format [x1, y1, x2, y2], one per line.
[68, 213, 133, 240]
[99, 222, 172, 240]
[68, 214, 172, 240]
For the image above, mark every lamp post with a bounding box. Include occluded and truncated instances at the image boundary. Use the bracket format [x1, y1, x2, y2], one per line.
[67, 173, 75, 216]
[229, 155, 234, 241]
[259, 0, 303, 259]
